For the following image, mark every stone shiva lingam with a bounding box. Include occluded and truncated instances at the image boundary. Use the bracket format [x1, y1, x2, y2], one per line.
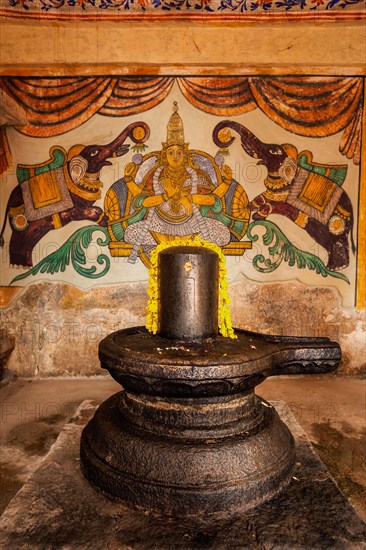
[80, 240, 341, 519]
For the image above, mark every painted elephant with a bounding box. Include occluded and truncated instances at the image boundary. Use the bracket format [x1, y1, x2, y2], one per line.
[213, 121, 355, 271]
[0, 122, 150, 267]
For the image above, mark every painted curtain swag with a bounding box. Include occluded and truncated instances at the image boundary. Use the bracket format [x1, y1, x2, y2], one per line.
[0, 76, 362, 171]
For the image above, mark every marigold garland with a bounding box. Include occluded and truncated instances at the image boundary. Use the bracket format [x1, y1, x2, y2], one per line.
[145, 236, 237, 339]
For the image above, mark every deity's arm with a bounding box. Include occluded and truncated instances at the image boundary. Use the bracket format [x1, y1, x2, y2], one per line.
[124, 162, 142, 198]
[213, 164, 233, 198]
[142, 171, 176, 206]
[213, 182, 230, 198]
[125, 163, 167, 207]
[191, 194, 215, 206]
[125, 179, 142, 198]
[142, 194, 169, 207]
[188, 171, 216, 206]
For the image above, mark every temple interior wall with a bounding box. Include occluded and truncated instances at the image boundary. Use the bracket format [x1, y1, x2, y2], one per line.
[0, 20, 365, 75]
[0, 18, 365, 377]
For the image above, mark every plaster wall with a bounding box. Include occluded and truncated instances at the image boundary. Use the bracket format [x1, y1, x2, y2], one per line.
[0, 20, 366, 75]
[0, 18, 365, 377]
[1, 281, 365, 377]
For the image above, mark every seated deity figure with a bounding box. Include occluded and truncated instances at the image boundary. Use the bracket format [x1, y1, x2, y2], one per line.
[122, 102, 232, 263]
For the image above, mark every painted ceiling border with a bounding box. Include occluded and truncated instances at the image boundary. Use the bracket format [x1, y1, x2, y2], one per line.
[0, 0, 365, 22]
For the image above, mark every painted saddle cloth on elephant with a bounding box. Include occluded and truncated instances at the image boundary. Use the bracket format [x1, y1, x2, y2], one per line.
[16, 147, 73, 223]
[287, 151, 347, 225]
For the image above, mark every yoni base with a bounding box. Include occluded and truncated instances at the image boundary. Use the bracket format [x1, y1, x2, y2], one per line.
[80, 390, 295, 519]
[80, 325, 341, 520]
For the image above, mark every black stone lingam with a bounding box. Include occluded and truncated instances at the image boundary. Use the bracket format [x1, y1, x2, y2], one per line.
[80, 247, 341, 519]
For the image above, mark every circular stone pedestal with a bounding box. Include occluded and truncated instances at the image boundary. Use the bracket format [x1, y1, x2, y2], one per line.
[81, 388, 295, 519]
[80, 326, 341, 518]
[80, 326, 341, 519]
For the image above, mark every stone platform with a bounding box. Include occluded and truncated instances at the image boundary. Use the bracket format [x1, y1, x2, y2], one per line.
[0, 400, 365, 549]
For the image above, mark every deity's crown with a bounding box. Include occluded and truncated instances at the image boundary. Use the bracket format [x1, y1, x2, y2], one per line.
[163, 101, 185, 147]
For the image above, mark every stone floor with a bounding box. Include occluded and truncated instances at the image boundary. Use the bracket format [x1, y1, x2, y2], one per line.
[1, 399, 366, 549]
[0, 374, 365, 528]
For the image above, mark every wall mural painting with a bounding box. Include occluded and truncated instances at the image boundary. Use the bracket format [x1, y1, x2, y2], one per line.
[0, 76, 362, 307]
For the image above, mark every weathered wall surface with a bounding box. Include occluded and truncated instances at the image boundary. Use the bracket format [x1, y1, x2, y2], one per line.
[1, 280, 365, 377]
[0, 20, 365, 76]
[230, 282, 366, 376]
[0, 283, 147, 377]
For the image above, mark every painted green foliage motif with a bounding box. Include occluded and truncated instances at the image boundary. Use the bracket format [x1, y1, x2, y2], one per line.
[247, 221, 349, 283]
[12, 226, 111, 284]
[11, 220, 350, 285]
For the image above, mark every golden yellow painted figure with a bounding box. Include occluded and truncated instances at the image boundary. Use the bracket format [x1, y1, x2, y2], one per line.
[123, 102, 232, 263]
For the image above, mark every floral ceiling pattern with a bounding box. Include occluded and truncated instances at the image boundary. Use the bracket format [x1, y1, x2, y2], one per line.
[0, 0, 365, 20]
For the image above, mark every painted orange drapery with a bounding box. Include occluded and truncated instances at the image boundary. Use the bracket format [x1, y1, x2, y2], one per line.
[0, 127, 12, 175]
[0, 76, 363, 164]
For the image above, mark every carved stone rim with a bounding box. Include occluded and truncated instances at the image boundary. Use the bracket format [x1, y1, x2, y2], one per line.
[99, 326, 341, 384]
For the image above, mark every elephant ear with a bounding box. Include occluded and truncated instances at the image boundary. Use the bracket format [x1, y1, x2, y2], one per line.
[278, 156, 298, 184]
[69, 155, 88, 183]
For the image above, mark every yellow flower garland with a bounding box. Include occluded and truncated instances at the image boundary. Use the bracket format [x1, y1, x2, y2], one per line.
[146, 236, 237, 339]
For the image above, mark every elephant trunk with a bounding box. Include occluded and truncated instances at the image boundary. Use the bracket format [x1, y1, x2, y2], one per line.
[213, 120, 265, 159]
[80, 121, 151, 174]
[107, 121, 150, 155]
[212, 120, 237, 148]
[213, 120, 288, 173]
